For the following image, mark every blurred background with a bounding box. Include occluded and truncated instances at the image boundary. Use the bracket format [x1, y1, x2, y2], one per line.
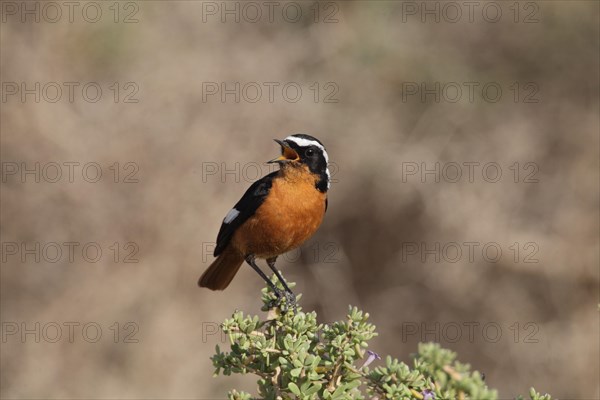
[1, 1, 598, 398]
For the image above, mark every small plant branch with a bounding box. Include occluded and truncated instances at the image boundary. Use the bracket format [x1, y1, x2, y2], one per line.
[210, 274, 552, 400]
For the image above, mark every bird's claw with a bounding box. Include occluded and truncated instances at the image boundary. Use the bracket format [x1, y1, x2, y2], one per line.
[283, 291, 297, 312]
[269, 289, 297, 313]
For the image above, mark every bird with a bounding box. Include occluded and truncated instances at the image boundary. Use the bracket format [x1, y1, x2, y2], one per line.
[198, 134, 330, 307]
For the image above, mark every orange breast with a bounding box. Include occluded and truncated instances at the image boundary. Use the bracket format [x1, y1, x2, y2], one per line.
[233, 166, 327, 259]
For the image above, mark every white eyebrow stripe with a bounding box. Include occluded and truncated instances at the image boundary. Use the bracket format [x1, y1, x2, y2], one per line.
[223, 208, 240, 224]
[284, 136, 329, 164]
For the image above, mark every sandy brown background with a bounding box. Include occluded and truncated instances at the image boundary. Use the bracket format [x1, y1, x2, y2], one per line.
[1, 1, 599, 398]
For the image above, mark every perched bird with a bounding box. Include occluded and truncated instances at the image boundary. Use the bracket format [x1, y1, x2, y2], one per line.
[198, 134, 330, 305]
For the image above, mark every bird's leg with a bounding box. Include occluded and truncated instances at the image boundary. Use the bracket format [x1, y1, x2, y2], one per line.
[266, 256, 293, 294]
[245, 255, 284, 300]
[266, 257, 296, 310]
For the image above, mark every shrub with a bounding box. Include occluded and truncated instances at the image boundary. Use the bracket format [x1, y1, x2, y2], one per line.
[211, 276, 551, 400]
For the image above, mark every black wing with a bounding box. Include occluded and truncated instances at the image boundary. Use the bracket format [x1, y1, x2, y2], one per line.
[213, 171, 278, 256]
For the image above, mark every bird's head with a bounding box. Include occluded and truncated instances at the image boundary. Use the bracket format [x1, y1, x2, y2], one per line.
[268, 134, 330, 192]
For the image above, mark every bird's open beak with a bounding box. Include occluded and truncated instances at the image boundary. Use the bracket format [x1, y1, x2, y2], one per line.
[268, 139, 300, 163]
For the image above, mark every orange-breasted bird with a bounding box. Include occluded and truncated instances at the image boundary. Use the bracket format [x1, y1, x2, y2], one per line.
[198, 134, 330, 305]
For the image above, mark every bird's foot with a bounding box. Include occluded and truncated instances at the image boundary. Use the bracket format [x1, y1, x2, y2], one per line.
[268, 289, 297, 313]
[282, 290, 297, 312]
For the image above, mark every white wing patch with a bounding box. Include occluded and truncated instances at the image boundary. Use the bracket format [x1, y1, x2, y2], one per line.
[223, 208, 240, 224]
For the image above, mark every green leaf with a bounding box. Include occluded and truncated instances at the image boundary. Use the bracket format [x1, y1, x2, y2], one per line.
[288, 382, 301, 396]
[304, 382, 322, 396]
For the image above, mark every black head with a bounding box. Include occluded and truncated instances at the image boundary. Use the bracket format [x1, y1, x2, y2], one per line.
[268, 134, 330, 192]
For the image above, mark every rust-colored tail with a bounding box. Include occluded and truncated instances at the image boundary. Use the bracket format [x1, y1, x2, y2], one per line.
[198, 246, 245, 290]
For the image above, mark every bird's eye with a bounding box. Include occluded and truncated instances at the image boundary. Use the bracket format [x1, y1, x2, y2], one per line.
[305, 149, 314, 157]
